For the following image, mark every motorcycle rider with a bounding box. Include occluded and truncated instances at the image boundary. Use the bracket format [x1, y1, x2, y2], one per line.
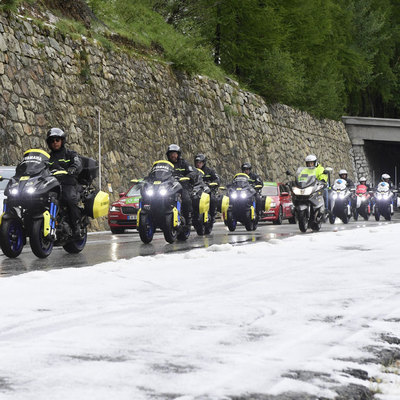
[241, 162, 264, 217]
[194, 153, 220, 222]
[46, 127, 83, 238]
[381, 173, 395, 189]
[166, 144, 202, 226]
[338, 169, 354, 189]
[304, 154, 329, 210]
[359, 177, 371, 191]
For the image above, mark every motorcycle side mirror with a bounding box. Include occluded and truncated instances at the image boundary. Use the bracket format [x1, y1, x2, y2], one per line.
[119, 192, 126, 198]
[0, 176, 3, 181]
[324, 167, 333, 174]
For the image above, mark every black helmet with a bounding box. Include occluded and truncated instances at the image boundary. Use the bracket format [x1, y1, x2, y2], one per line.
[241, 162, 252, 172]
[194, 153, 207, 164]
[46, 127, 66, 147]
[166, 144, 181, 157]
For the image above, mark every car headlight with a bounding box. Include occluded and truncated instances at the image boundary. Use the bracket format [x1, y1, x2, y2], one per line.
[270, 202, 276, 208]
[109, 205, 120, 212]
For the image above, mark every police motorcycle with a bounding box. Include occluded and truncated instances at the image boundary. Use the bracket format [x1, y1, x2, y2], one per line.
[328, 178, 352, 224]
[352, 184, 371, 221]
[191, 169, 212, 236]
[138, 160, 192, 244]
[288, 167, 326, 233]
[372, 181, 395, 221]
[0, 149, 109, 258]
[221, 173, 269, 232]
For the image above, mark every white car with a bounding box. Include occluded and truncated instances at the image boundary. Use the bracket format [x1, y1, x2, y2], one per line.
[0, 166, 16, 210]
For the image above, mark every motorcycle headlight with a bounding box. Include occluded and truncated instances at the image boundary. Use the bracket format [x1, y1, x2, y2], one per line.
[339, 192, 346, 198]
[376, 193, 382, 199]
[292, 187, 302, 195]
[231, 192, 238, 199]
[109, 205, 120, 212]
[240, 192, 247, 199]
[10, 188, 18, 196]
[146, 189, 154, 197]
[332, 193, 338, 200]
[26, 187, 36, 194]
[159, 188, 167, 196]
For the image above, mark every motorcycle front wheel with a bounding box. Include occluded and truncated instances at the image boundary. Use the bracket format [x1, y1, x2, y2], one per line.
[30, 219, 54, 258]
[163, 214, 178, 243]
[138, 213, 155, 244]
[0, 218, 24, 258]
[298, 210, 308, 233]
[226, 211, 237, 232]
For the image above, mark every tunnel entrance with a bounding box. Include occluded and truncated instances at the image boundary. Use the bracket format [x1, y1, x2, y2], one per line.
[364, 140, 400, 185]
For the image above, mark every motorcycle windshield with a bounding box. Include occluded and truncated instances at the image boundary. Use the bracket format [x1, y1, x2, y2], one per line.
[232, 173, 251, 189]
[15, 149, 50, 177]
[295, 167, 317, 189]
[147, 160, 175, 183]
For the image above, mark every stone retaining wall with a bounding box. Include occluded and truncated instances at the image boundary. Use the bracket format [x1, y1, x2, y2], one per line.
[0, 13, 355, 230]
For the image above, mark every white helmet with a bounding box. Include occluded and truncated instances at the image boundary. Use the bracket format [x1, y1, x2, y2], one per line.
[381, 173, 391, 181]
[359, 176, 367, 182]
[339, 169, 348, 176]
[305, 154, 317, 163]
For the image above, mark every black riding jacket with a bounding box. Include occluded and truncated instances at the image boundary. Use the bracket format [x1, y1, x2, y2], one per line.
[199, 165, 220, 185]
[49, 146, 82, 185]
[247, 172, 263, 188]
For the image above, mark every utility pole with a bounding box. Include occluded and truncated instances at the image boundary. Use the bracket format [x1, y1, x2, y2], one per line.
[97, 108, 101, 189]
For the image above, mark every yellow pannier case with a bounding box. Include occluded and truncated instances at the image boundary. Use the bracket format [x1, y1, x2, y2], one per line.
[264, 196, 272, 212]
[89, 191, 110, 219]
[199, 192, 210, 215]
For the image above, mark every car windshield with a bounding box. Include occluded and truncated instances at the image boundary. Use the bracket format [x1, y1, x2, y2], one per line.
[126, 183, 143, 197]
[15, 150, 49, 178]
[0, 168, 16, 190]
[262, 186, 278, 196]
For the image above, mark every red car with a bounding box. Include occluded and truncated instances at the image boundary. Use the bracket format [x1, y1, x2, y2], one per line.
[108, 181, 143, 234]
[261, 182, 296, 224]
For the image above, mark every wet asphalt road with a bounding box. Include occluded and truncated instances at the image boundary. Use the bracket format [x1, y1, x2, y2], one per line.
[1, 214, 399, 277]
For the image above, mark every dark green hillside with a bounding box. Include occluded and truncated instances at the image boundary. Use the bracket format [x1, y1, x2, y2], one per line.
[3, 0, 400, 120]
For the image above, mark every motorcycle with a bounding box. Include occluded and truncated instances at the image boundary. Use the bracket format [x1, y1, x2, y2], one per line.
[0, 149, 109, 258]
[289, 166, 326, 232]
[191, 170, 211, 236]
[221, 173, 259, 232]
[328, 178, 352, 224]
[137, 160, 190, 244]
[373, 181, 394, 221]
[352, 184, 370, 221]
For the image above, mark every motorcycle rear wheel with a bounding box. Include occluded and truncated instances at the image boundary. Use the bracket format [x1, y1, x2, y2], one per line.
[0, 218, 24, 258]
[63, 228, 87, 253]
[138, 213, 154, 244]
[177, 225, 190, 241]
[163, 214, 178, 243]
[194, 215, 206, 236]
[30, 219, 54, 258]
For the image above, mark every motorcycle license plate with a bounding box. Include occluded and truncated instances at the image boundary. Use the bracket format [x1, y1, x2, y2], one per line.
[127, 215, 137, 221]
